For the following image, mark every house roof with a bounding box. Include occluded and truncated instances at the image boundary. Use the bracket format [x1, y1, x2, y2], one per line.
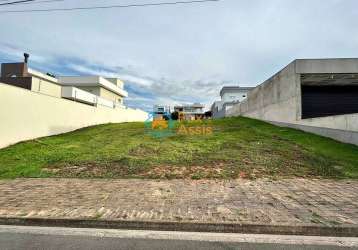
[28, 68, 58, 83]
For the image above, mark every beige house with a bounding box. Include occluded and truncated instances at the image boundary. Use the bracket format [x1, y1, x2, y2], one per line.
[0, 61, 128, 108]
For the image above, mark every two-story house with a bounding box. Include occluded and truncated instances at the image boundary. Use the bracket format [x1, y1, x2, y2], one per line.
[211, 86, 254, 118]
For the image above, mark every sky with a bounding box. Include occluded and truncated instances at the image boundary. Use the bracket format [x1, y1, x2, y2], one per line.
[0, 0, 357, 111]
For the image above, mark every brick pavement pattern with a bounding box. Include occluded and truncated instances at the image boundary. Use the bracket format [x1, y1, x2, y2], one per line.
[0, 178, 357, 226]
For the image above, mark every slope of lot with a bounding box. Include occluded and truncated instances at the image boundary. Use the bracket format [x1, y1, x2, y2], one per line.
[0, 117, 357, 179]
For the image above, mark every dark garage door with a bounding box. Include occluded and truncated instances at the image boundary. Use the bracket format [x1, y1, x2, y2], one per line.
[301, 85, 358, 119]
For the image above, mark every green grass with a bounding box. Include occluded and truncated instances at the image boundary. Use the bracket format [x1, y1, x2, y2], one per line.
[0, 117, 357, 179]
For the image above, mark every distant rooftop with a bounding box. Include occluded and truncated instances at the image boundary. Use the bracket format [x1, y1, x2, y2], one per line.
[174, 103, 205, 108]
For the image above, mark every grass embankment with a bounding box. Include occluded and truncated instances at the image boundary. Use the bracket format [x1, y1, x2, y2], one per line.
[0, 117, 357, 179]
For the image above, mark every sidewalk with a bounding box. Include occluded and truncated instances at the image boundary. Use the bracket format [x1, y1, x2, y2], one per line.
[0, 178, 357, 235]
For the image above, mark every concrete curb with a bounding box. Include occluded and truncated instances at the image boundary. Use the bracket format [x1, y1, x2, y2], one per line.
[0, 217, 358, 237]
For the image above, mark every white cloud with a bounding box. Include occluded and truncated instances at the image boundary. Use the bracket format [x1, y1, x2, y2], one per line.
[117, 74, 153, 87]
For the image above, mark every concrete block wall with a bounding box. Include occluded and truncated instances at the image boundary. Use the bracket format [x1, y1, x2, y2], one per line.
[0, 83, 148, 148]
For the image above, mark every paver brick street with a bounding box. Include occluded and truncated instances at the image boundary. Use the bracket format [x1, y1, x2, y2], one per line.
[0, 178, 357, 226]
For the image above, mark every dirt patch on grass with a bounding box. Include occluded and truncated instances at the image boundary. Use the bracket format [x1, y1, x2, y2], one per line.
[43, 162, 145, 178]
[43, 161, 239, 179]
[128, 145, 160, 156]
[137, 164, 230, 179]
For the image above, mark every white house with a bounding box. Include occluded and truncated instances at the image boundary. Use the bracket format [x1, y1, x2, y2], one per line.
[58, 76, 128, 108]
[211, 86, 254, 118]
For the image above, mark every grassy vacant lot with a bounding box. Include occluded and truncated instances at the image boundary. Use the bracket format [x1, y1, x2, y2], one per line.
[0, 117, 357, 179]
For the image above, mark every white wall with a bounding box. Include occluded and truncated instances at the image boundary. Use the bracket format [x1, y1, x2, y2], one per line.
[0, 83, 148, 149]
[222, 91, 249, 103]
[31, 77, 62, 98]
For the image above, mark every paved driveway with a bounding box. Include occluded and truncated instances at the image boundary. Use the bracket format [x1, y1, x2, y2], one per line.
[0, 178, 357, 228]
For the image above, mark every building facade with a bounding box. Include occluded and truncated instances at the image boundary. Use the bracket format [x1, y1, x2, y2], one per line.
[0, 61, 128, 109]
[59, 76, 127, 108]
[211, 86, 254, 118]
[174, 103, 205, 120]
[153, 105, 171, 116]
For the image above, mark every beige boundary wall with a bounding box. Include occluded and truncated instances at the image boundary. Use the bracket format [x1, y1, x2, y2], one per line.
[0, 83, 148, 149]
